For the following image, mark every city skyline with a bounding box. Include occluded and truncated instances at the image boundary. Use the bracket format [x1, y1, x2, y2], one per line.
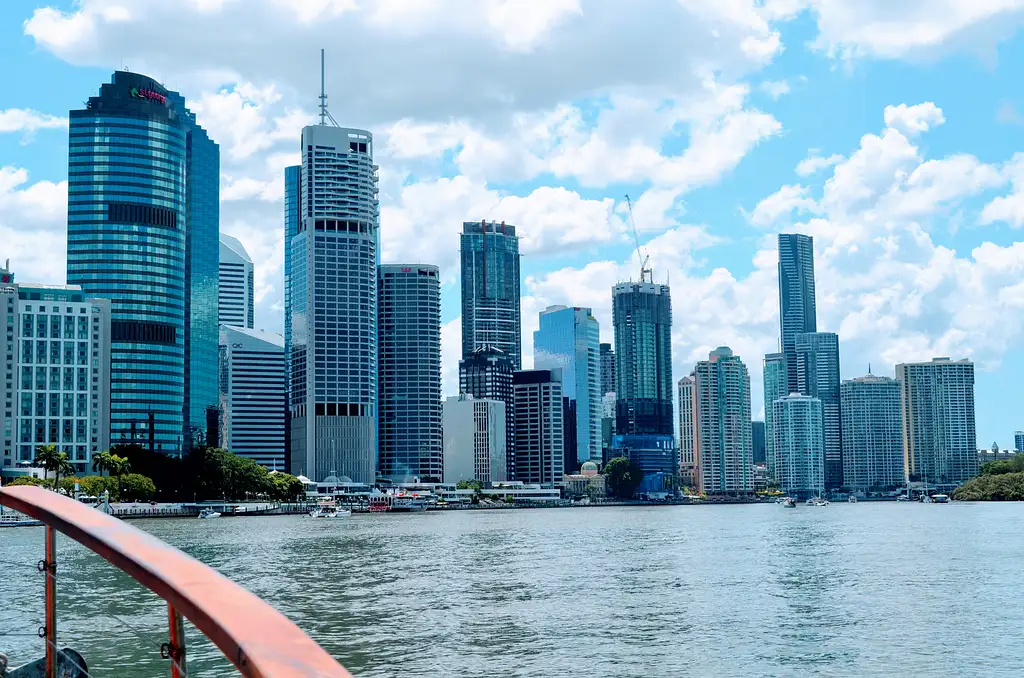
[4, 2, 1024, 448]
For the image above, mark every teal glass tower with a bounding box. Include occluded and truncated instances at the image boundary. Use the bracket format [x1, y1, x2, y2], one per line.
[67, 72, 188, 454]
[168, 91, 220, 448]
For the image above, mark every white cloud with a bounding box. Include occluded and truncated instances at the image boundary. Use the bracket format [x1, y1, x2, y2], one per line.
[0, 109, 68, 134]
[748, 184, 818, 226]
[804, 0, 1024, 61]
[979, 153, 1024, 228]
[759, 79, 790, 99]
[795, 151, 844, 177]
[883, 102, 945, 137]
[0, 167, 69, 283]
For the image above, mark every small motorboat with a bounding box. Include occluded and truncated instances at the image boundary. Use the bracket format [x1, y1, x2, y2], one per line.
[782, 497, 797, 508]
[198, 508, 221, 519]
[848, 495, 858, 503]
[309, 505, 351, 518]
[932, 494, 949, 503]
[807, 497, 829, 506]
[896, 495, 909, 502]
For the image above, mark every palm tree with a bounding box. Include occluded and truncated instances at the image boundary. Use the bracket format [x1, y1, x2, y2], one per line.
[92, 450, 114, 476]
[33, 444, 75, 492]
[108, 455, 131, 500]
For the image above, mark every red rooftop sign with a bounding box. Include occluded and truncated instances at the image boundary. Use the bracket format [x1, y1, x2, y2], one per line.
[130, 86, 166, 105]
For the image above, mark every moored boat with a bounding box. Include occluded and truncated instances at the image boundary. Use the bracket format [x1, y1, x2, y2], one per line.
[198, 508, 221, 519]
[848, 495, 858, 503]
[932, 494, 950, 503]
[782, 497, 797, 508]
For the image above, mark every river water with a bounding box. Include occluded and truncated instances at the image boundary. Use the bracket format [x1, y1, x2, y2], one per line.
[2, 502, 1023, 677]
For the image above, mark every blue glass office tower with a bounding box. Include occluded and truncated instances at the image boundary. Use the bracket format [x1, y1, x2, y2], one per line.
[460, 221, 521, 370]
[167, 91, 220, 448]
[778, 234, 817, 395]
[284, 165, 301, 471]
[378, 265, 442, 482]
[612, 282, 674, 435]
[67, 72, 187, 454]
[534, 305, 600, 471]
[286, 125, 379, 483]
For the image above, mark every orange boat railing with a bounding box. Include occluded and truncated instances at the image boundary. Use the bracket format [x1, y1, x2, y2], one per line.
[0, 485, 353, 678]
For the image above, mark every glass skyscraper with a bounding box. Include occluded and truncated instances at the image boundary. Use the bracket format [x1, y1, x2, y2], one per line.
[772, 394, 824, 500]
[612, 282, 673, 435]
[778, 233, 817, 395]
[534, 305, 600, 470]
[460, 221, 521, 369]
[67, 72, 189, 454]
[795, 331, 842, 488]
[286, 125, 379, 483]
[600, 342, 615, 396]
[378, 264, 442, 482]
[168, 91, 220, 447]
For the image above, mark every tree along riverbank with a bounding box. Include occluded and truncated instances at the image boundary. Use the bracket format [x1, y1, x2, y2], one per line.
[953, 471, 1024, 501]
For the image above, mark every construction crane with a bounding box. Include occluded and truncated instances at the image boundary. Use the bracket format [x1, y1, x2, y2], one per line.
[624, 193, 652, 283]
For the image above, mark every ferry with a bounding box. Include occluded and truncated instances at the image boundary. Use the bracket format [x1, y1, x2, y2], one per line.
[390, 495, 427, 512]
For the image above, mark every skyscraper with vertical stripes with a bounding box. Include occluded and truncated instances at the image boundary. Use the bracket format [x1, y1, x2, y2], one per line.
[67, 72, 190, 454]
[285, 124, 379, 483]
[460, 221, 521, 369]
[777, 234, 817, 395]
[218, 234, 254, 329]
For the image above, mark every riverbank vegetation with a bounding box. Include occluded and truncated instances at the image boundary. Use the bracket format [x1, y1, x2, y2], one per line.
[603, 456, 645, 499]
[5, 444, 304, 503]
[954, 456, 1024, 501]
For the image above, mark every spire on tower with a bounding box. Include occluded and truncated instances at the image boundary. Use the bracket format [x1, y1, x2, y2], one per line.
[318, 48, 339, 127]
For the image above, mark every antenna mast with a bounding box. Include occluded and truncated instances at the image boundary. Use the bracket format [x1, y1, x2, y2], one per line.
[318, 48, 339, 127]
[624, 194, 652, 283]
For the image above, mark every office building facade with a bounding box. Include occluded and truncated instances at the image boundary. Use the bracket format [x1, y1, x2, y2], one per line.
[460, 220, 521, 369]
[752, 420, 766, 465]
[67, 72, 189, 454]
[840, 375, 904, 492]
[378, 264, 442, 482]
[1016, 431, 1024, 453]
[772, 394, 824, 500]
[534, 305, 600, 470]
[8, 278, 111, 474]
[513, 369, 564, 485]
[287, 125, 379, 483]
[219, 234, 254, 329]
[218, 326, 285, 470]
[694, 347, 753, 494]
[778, 233, 817, 395]
[678, 375, 697, 488]
[600, 342, 615, 395]
[612, 282, 673, 435]
[459, 345, 516, 478]
[795, 331, 842, 488]
[897, 358, 977, 489]
[443, 394, 507, 485]
[167, 92, 220, 450]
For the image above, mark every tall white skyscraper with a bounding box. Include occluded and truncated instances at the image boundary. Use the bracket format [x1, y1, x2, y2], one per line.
[694, 347, 752, 494]
[533, 305, 600, 470]
[840, 374, 904, 492]
[219, 325, 285, 470]
[286, 122, 379, 483]
[773, 394, 824, 499]
[219, 234, 254, 329]
[896, 358, 977, 489]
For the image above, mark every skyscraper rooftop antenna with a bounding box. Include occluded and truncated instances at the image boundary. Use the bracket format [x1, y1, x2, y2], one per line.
[319, 48, 339, 127]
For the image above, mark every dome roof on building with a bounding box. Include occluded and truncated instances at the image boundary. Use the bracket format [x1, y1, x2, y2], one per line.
[581, 461, 599, 476]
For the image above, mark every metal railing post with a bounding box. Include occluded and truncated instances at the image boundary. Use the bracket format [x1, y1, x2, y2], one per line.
[167, 603, 187, 677]
[44, 524, 56, 678]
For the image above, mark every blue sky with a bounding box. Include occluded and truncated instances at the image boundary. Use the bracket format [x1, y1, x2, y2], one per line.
[2, 0, 1024, 447]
